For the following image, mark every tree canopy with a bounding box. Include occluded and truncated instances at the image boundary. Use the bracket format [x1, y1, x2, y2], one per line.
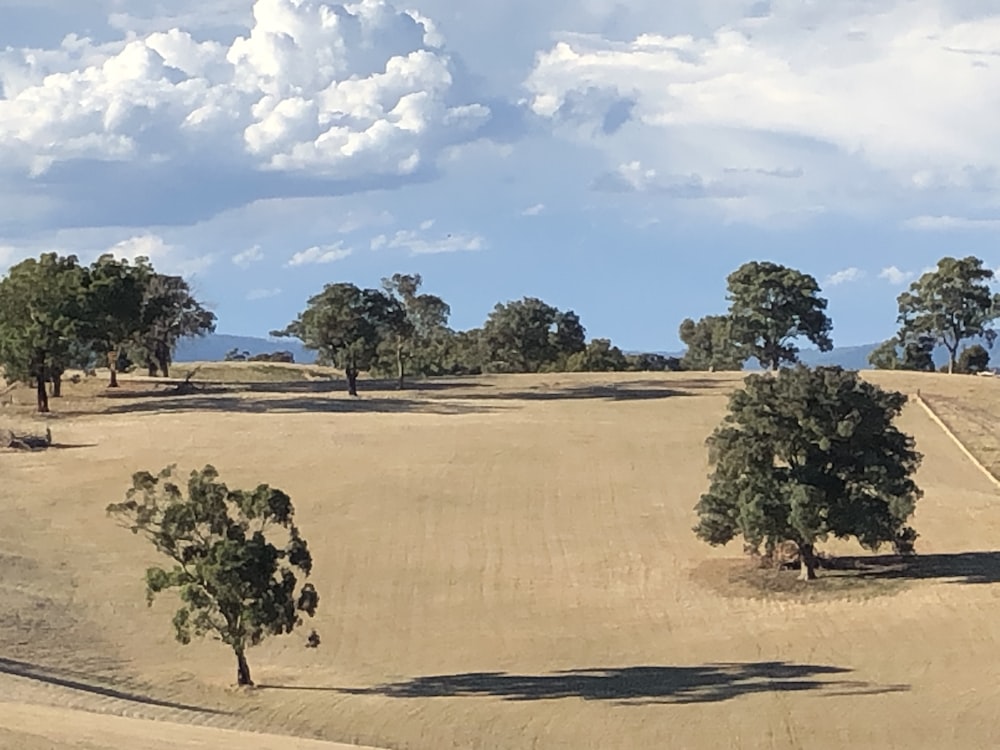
[380, 273, 451, 388]
[678, 315, 746, 371]
[0, 253, 90, 412]
[273, 282, 405, 395]
[694, 366, 923, 580]
[86, 254, 151, 387]
[867, 332, 936, 372]
[896, 256, 999, 374]
[481, 297, 586, 373]
[107, 465, 319, 686]
[726, 261, 833, 371]
[129, 272, 217, 378]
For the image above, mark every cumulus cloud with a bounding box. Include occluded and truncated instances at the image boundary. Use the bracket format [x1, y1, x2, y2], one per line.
[901, 215, 1000, 231]
[825, 267, 865, 286]
[246, 287, 282, 300]
[232, 244, 264, 267]
[371, 222, 484, 254]
[879, 266, 915, 285]
[286, 242, 352, 266]
[0, 0, 491, 181]
[106, 233, 214, 276]
[522, 203, 545, 216]
[524, 1, 1000, 219]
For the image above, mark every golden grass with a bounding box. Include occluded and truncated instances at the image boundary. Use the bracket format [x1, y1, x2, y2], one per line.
[1, 366, 1000, 749]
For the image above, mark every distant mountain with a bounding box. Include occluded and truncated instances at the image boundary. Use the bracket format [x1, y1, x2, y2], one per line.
[174, 334, 317, 364]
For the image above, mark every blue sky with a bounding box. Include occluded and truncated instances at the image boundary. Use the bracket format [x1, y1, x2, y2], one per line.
[2, 0, 1000, 352]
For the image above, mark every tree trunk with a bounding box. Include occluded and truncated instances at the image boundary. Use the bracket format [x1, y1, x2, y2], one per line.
[948, 348, 956, 374]
[35, 371, 49, 414]
[235, 649, 253, 687]
[107, 351, 119, 388]
[147, 360, 158, 377]
[346, 367, 359, 397]
[396, 339, 405, 390]
[798, 543, 817, 581]
[51, 372, 62, 398]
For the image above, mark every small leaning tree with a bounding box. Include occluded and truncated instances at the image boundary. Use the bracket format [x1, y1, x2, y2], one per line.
[694, 366, 923, 580]
[107, 465, 319, 686]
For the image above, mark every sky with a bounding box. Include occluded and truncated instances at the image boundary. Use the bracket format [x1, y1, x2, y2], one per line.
[2, 0, 1000, 352]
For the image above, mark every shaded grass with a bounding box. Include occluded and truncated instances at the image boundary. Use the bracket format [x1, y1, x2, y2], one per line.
[692, 558, 910, 603]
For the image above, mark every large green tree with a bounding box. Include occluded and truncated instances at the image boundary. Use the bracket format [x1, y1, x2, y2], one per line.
[726, 262, 833, 371]
[274, 282, 404, 396]
[380, 273, 451, 388]
[86, 254, 151, 388]
[129, 273, 217, 378]
[694, 366, 922, 580]
[481, 297, 585, 373]
[896, 256, 1000, 374]
[0, 253, 90, 412]
[678, 315, 746, 371]
[107, 465, 319, 687]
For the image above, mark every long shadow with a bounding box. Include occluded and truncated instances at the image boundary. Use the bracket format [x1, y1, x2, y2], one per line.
[270, 662, 907, 704]
[452, 383, 686, 403]
[102, 394, 505, 417]
[0, 657, 228, 715]
[838, 552, 1000, 585]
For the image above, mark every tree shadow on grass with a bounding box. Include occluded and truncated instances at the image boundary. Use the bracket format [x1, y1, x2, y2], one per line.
[447, 382, 686, 403]
[838, 552, 1000, 585]
[0, 657, 228, 715]
[266, 662, 908, 705]
[101, 394, 507, 417]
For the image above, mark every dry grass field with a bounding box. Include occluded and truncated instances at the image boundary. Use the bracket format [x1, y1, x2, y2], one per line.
[1, 367, 1000, 749]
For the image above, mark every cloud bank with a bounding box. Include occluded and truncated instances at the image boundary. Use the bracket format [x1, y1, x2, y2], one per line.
[0, 0, 490, 180]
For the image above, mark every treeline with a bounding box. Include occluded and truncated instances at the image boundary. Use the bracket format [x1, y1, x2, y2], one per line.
[676, 256, 999, 375]
[272, 273, 678, 395]
[0, 253, 215, 412]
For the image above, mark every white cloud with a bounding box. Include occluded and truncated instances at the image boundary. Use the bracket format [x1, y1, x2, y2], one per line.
[106, 233, 214, 276]
[371, 222, 484, 255]
[825, 267, 865, 286]
[232, 244, 264, 267]
[524, 1, 1000, 220]
[419, 218, 436, 230]
[286, 243, 353, 266]
[0, 0, 491, 181]
[522, 203, 545, 216]
[878, 266, 915, 285]
[246, 287, 281, 300]
[901, 215, 1000, 231]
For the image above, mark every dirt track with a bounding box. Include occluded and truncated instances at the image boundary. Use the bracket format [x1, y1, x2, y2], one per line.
[1, 372, 999, 749]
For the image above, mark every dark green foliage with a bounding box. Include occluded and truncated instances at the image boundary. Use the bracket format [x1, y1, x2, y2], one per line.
[107, 465, 319, 686]
[695, 366, 922, 580]
[0, 253, 90, 412]
[625, 353, 681, 372]
[957, 344, 990, 374]
[897, 256, 1000, 374]
[128, 272, 217, 378]
[726, 262, 833, 371]
[566, 338, 628, 372]
[86, 254, 151, 388]
[867, 333, 936, 371]
[481, 297, 586, 373]
[679, 315, 746, 371]
[379, 273, 451, 387]
[273, 282, 404, 395]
